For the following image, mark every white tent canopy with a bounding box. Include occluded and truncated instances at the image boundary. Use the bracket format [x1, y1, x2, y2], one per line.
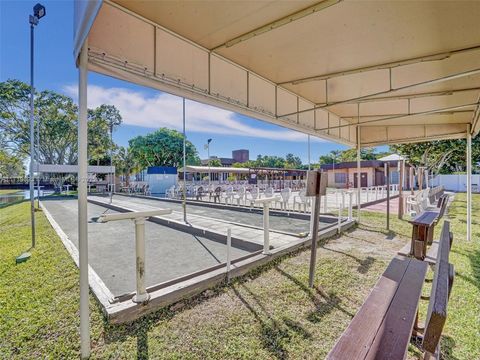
[378, 154, 406, 162]
[75, 0, 480, 146]
[73, 2, 476, 357]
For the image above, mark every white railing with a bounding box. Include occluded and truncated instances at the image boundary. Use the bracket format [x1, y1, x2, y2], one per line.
[97, 209, 172, 303]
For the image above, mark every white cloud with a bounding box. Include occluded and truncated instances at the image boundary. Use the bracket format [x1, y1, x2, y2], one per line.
[63, 84, 324, 142]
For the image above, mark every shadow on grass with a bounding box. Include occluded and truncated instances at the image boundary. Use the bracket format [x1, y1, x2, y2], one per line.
[441, 334, 459, 360]
[359, 222, 410, 239]
[100, 301, 176, 360]
[274, 266, 354, 323]
[321, 247, 376, 275]
[0, 198, 28, 209]
[454, 247, 480, 292]
[96, 221, 340, 359]
[233, 284, 311, 360]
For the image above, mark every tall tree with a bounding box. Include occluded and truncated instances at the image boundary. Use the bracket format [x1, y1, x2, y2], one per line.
[128, 128, 200, 168]
[255, 155, 286, 168]
[339, 147, 377, 162]
[0, 79, 120, 165]
[285, 153, 302, 169]
[208, 158, 222, 167]
[319, 150, 342, 165]
[113, 146, 139, 185]
[0, 149, 25, 178]
[391, 137, 480, 175]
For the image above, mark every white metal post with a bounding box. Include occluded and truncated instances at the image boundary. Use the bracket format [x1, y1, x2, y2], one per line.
[356, 126, 361, 222]
[226, 228, 231, 281]
[78, 40, 90, 359]
[182, 98, 187, 223]
[323, 193, 328, 213]
[133, 218, 149, 303]
[348, 191, 353, 220]
[337, 204, 342, 233]
[467, 126, 472, 241]
[307, 134, 311, 170]
[263, 202, 270, 254]
[255, 197, 277, 255]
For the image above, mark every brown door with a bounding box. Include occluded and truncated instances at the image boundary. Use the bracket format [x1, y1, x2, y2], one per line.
[375, 170, 385, 186]
[354, 172, 368, 188]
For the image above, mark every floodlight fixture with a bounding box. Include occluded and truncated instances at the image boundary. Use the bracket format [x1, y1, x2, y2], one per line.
[33, 3, 46, 19]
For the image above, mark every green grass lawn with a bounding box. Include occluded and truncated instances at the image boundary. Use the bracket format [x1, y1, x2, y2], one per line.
[0, 189, 21, 195]
[0, 194, 478, 359]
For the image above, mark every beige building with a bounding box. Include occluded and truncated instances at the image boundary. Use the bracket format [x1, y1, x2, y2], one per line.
[320, 159, 412, 189]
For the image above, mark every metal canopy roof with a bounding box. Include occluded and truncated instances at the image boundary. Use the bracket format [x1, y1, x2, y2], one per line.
[178, 165, 250, 174]
[75, 0, 480, 147]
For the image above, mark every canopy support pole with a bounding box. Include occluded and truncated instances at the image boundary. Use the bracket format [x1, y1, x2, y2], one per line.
[78, 39, 90, 359]
[466, 125, 472, 241]
[307, 134, 311, 170]
[182, 98, 187, 223]
[356, 126, 361, 222]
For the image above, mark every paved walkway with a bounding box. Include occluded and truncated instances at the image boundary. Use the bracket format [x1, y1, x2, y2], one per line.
[362, 197, 400, 213]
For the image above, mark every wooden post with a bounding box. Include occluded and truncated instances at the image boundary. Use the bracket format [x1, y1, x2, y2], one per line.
[398, 159, 405, 219]
[386, 163, 390, 231]
[306, 170, 327, 288]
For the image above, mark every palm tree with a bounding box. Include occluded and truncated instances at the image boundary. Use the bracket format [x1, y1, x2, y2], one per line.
[113, 147, 139, 186]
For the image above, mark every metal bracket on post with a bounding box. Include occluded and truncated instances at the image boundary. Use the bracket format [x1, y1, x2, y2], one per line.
[306, 170, 327, 288]
[98, 209, 172, 304]
[254, 196, 280, 255]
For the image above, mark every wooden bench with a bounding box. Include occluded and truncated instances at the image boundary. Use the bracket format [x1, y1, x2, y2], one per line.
[327, 221, 454, 360]
[409, 211, 438, 260]
[327, 255, 428, 359]
[398, 194, 450, 261]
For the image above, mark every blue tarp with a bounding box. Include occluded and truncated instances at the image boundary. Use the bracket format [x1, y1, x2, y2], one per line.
[147, 166, 177, 175]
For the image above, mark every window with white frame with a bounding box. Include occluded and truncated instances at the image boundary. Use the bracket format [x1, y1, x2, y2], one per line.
[335, 172, 347, 184]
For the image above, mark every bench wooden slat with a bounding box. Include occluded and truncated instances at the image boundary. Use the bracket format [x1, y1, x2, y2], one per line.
[423, 221, 452, 354]
[397, 242, 411, 257]
[327, 256, 411, 360]
[365, 258, 428, 360]
[409, 211, 438, 226]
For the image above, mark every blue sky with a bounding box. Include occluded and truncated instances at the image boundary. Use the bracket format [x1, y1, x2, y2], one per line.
[0, 0, 358, 163]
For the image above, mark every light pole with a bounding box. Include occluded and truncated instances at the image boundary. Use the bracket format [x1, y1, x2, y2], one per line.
[29, 3, 46, 248]
[36, 99, 40, 209]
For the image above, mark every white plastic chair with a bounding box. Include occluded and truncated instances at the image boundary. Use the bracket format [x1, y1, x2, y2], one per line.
[225, 186, 234, 205]
[234, 186, 246, 206]
[276, 187, 291, 211]
[293, 189, 310, 213]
